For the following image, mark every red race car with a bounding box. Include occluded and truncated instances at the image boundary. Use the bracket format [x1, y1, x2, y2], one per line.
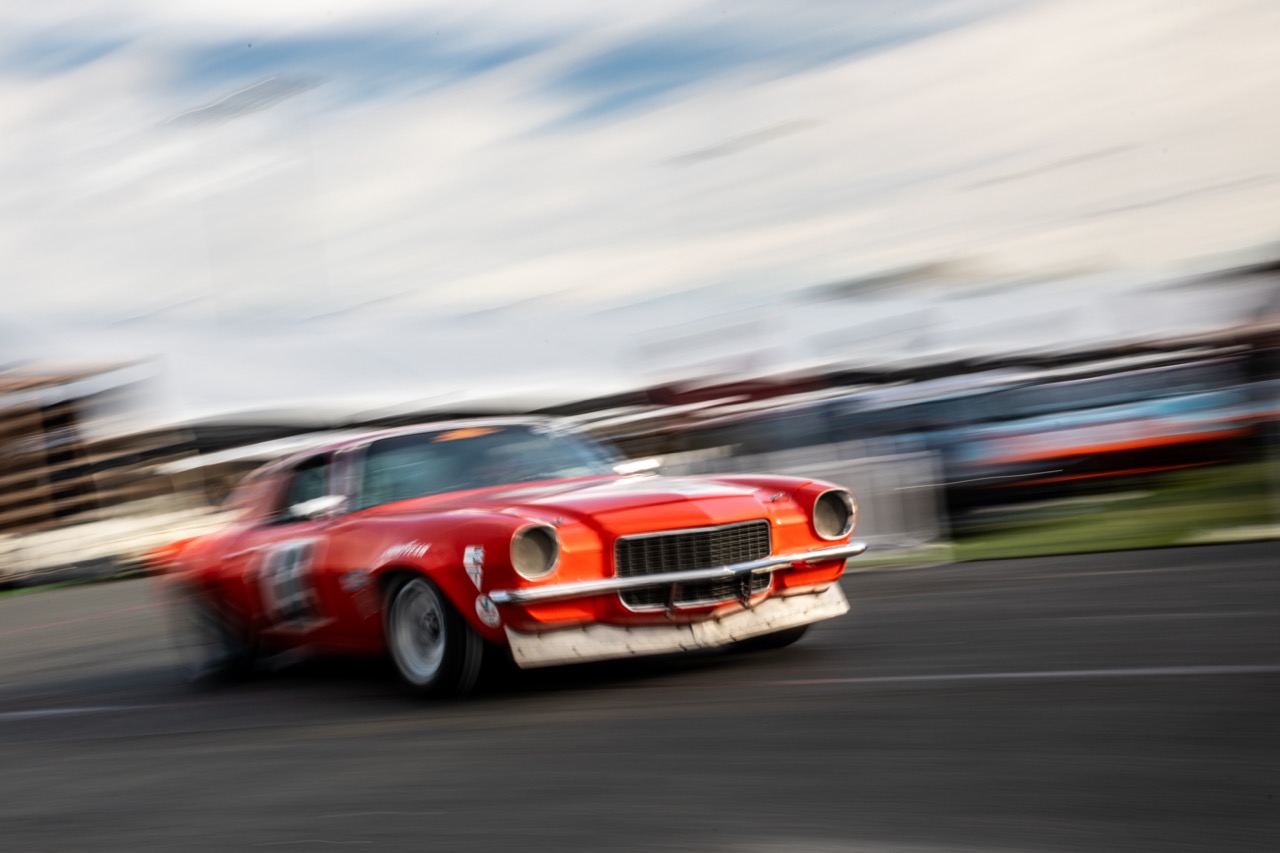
[165, 419, 865, 696]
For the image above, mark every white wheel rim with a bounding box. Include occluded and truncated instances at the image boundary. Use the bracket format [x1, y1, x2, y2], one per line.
[391, 580, 446, 683]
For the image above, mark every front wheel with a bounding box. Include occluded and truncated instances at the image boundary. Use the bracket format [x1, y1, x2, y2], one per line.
[385, 576, 483, 697]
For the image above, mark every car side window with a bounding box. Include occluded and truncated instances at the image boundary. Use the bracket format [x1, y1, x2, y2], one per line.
[276, 455, 332, 523]
[359, 442, 459, 510]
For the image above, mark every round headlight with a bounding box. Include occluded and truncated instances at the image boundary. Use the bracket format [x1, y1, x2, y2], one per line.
[812, 489, 856, 540]
[510, 525, 560, 580]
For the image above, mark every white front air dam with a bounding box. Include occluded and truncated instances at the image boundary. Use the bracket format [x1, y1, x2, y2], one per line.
[504, 584, 849, 669]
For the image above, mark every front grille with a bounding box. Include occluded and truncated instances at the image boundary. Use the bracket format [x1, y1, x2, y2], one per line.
[614, 520, 772, 609]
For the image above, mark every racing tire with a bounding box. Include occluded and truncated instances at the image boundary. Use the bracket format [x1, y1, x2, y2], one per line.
[170, 585, 256, 683]
[385, 575, 484, 697]
[732, 624, 810, 653]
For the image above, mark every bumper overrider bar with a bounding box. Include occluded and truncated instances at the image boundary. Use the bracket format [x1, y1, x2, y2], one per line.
[488, 542, 867, 607]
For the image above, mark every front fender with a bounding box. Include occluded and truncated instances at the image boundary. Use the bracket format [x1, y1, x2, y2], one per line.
[360, 514, 532, 645]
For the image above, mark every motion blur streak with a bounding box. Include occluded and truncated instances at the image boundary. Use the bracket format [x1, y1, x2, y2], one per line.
[0, 705, 158, 721]
[769, 663, 1280, 688]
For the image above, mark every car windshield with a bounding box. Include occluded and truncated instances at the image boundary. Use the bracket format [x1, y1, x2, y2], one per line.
[357, 424, 618, 509]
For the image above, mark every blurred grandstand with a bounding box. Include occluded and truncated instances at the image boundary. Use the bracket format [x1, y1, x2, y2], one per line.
[1, 255, 1277, 586]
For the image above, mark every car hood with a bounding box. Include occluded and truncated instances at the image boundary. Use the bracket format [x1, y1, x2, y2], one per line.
[365, 475, 774, 531]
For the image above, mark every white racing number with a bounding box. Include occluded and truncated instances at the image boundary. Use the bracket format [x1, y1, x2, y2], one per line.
[258, 540, 321, 625]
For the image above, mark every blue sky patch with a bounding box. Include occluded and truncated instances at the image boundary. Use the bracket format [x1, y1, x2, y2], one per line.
[174, 27, 550, 105]
[546, 0, 1026, 124]
[1, 34, 130, 77]
[552, 31, 752, 120]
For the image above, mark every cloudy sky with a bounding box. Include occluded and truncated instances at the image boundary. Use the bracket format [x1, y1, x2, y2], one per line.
[1, 0, 1278, 422]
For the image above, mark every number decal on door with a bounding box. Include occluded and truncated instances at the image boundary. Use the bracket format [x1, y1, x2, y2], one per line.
[258, 540, 321, 625]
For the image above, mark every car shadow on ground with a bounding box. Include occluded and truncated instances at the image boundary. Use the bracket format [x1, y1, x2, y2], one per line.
[226, 640, 812, 705]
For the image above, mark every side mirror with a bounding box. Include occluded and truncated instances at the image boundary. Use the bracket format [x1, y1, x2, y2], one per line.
[288, 494, 347, 521]
[613, 457, 661, 476]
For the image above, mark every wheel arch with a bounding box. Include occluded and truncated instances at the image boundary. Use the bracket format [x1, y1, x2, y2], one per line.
[380, 568, 487, 697]
[373, 562, 504, 644]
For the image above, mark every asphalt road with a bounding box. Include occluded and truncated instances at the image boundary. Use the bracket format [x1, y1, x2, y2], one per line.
[1, 542, 1277, 852]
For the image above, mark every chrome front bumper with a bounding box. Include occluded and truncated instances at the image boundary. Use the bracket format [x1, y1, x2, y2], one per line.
[488, 541, 866, 606]
[504, 583, 851, 668]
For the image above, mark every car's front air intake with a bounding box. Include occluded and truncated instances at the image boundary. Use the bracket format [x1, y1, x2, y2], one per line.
[613, 520, 772, 609]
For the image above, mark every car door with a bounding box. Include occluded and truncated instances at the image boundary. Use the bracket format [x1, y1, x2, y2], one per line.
[227, 454, 343, 644]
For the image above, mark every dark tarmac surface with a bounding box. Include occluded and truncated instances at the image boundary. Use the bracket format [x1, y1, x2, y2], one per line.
[1, 542, 1277, 852]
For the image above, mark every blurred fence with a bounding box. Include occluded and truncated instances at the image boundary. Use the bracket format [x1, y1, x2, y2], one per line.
[662, 441, 948, 550]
